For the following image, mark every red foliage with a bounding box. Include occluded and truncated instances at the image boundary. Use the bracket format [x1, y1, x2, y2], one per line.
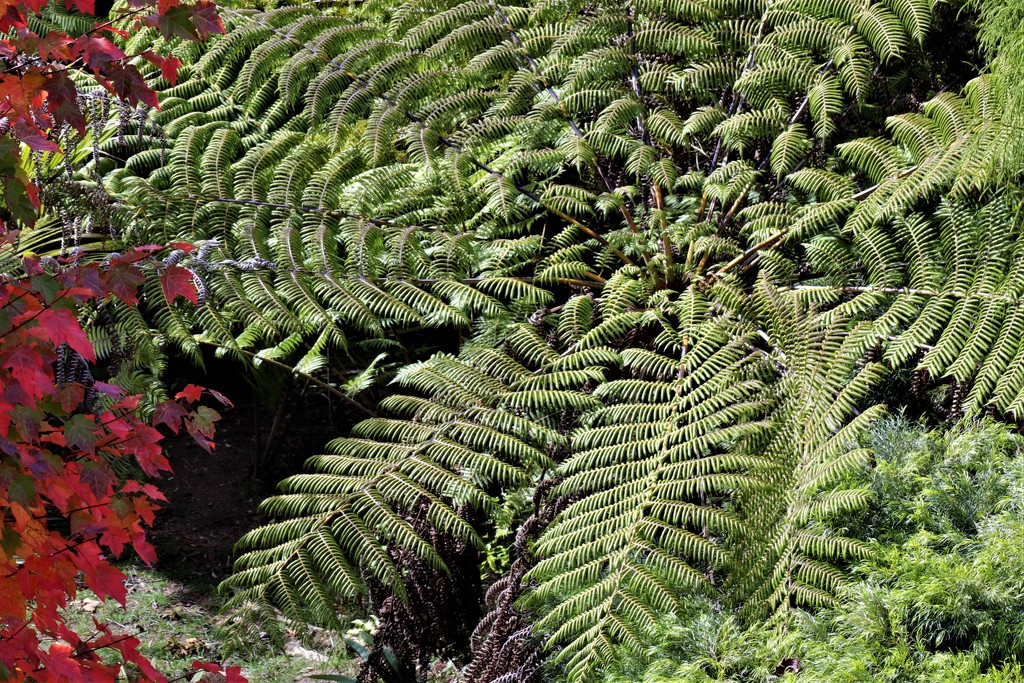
[0, 1, 242, 679]
[0, 0, 225, 231]
[160, 264, 200, 306]
[0, 252, 245, 681]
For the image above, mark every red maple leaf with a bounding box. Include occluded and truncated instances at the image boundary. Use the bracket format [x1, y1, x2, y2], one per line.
[63, 414, 99, 454]
[175, 384, 203, 403]
[2, 345, 52, 402]
[190, 0, 224, 39]
[147, 4, 195, 39]
[72, 35, 126, 70]
[159, 264, 198, 304]
[160, 52, 182, 85]
[103, 62, 159, 108]
[0, 71, 46, 122]
[207, 388, 233, 407]
[43, 71, 85, 134]
[39, 643, 81, 681]
[25, 31, 73, 61]
[64, 0, 95, 12]
[72, 541, 128, 605]
[0, 3, 28, 31]
[152, 400, 189, 433]
[140, 50, 182, 86]
[12, 120, 59, 152]
[55, 382, 84, 412]
[106, 634, 166, 682]
[34, 307, 95, 361]
[103, 263, 145, 305]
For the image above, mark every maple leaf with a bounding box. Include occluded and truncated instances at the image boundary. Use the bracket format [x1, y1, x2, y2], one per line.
[29, 273, 60, 304]
[2, 182, 36, 226]
[0, 4, 27, 32]
[63, 262, 106, 297]
[56, 383, 84, 413]
[6, 476, 36, 509]
[12, 121, 59, 152]
[152, 400, 189, 433]
[121, 426, 170, 477]
[120, 480, 167, 502]
[0, 578, 25, 619]
[175, 384, 203, 403]
[43, 71, 85, 134]
[35, 307, 96, 362]
[79, 462, 116, 498]
[25, 31, 73, 61]
[140, 50, 182, 86]
[109, 245, 164, 263]
[0, 71, 45, 129]
[72, 541, 128, 605]
[207, 388, 233, 407]
[183, 664, 239, 683]
[3, 173, 38, 225]
[64, 414, 98, 455]
[39, 643, 81, 681]
[2, 345, 51, 402]
[105, 635, 167, 683]
[190, 0, 224, 38]
[148, 4, 196, 39]
[110, 393, 142, 412]
[160, 264, 198, 304]
[190, 405, 220, 438]
[160, 52, 182, 85]
[64, 0, 95, 12]
[185, 422, 215, 453]
[0, 138, 39, 225]
[103, 263, 145, 305]
[103, 62, 159, 108]
[192, 662, 221, 674]
[72, 35, 126, 70]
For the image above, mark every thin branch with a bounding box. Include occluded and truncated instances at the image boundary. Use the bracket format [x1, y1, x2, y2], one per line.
[786, 284, 1018, 303]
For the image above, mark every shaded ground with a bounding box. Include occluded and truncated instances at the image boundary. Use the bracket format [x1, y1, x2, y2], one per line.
[150, 372, 357, 581]
[149, 397, 267, 581]
[83, 367, 365, 681]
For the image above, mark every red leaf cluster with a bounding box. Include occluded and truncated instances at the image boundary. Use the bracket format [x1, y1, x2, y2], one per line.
[0, 255, 246, 681]
[0, 0, 242, 678]
[0, 0, 225, 230]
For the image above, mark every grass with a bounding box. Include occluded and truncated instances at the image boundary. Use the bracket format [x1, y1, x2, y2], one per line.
[62, 563, 360, 682]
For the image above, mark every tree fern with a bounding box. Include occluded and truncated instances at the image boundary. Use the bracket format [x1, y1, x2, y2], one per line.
[525, 317, 770, 681]
[220, 326, 607, 644]
[37, 0, 1024, 678]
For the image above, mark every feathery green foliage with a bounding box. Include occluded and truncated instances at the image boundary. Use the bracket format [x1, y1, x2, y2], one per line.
[38, 0, 1024, 677]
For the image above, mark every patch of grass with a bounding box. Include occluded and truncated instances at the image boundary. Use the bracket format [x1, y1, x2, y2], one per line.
[62, 563, 359, 682]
